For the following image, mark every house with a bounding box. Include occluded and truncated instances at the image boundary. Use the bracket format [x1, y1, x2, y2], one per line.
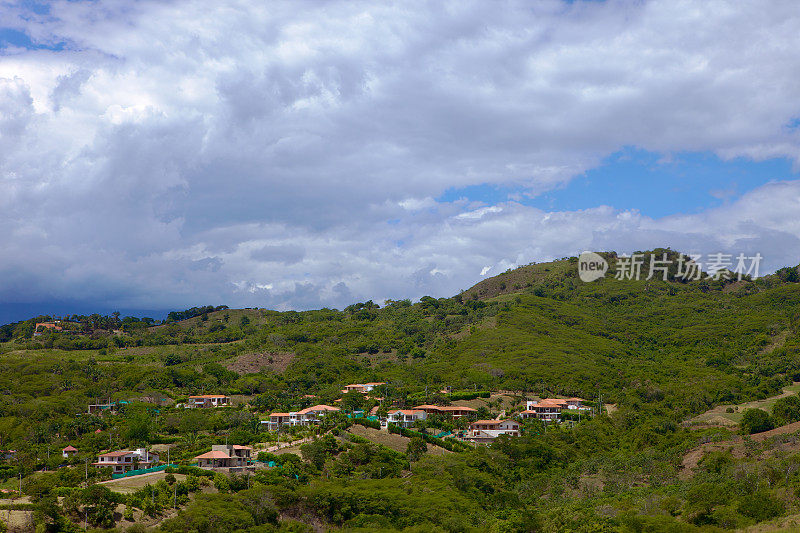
[387, 409, 427, 428]
[33, 322, 63, 336]
[413, 404, 442, 415]
[92, 448, 159, 474]
[565, 398, 585, 409]
[186, 395, 231, 408]
[341, 382, 386, 394]
[521, 399, 565, 422]
[194, 444, 253, 471]
[413, 405, 477, 418]
[0, 450, 17, 462]
[62, 445, 78, 459]
[263, 412, 292, 431]
[88, 400, 118, 414]
[465, 420, 520, 442]
[438, 406, 477, 418]
[525, 398, 585, 411]
[262, 405, 340, 430]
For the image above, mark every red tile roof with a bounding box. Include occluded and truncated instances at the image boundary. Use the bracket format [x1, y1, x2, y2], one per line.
[98, 450, 132, 458]
[194, 450, 232, 460]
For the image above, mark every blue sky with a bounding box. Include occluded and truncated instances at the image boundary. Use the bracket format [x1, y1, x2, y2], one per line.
[440, 149, 798, 218]
[1, 0, 800, 324]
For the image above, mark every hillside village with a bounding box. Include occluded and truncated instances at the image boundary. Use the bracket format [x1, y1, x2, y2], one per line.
[1, 255, 800, 531]
[25, 384, 594, 477]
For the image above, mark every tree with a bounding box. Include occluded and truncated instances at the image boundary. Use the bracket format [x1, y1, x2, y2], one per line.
[771, 395, 800, 426]
[81, 485, 118, 528]
[341, 390, 366, 412]
[179, 410, 206, 445]
[740, 408, 774, 434]
[738, 490, 785, 522]
[406, 436, 428, 461]
[237, 485, 278, 525]
[301, 435, 340, 470]
[160, 494, 255, 532]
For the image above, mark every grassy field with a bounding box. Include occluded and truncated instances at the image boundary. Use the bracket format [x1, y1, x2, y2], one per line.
[99, 471, 186, 494]
[346, 425, 451, 456]
[687, 383, 800, 427]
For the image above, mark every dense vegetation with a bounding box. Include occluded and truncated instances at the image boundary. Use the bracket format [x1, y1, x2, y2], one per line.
[2, 249, 800, 531]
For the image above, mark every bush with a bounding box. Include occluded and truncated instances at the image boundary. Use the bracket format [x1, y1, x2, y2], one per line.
[738, 491, 785, 522]
[772, 395, 800, 426]
[739, 408, 774, 434]
[353, 417, 381, 430]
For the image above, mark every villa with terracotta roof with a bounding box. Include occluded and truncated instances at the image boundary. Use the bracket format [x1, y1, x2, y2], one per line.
[186, 394, 231, 408]
[341, 382, 386, 394]
[0, 450, 16, 462]
[520, 398, 586, 422]
[62, 445, 78, 459]
[413, 404, 478, 418]
[263, 404, 340, 430]
[33, 322, 63, 336]
[387, 409, 427, 428]
[194, 444, 253, 471]
[466, 419, 521, 442]
[92, 448, 159, 474]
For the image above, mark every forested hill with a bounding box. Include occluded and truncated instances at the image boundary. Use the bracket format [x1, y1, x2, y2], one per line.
[3, 249, 800, 423]
[4, 250, 800, 530]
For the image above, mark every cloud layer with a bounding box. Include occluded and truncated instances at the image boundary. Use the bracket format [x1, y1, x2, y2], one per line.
[1, 0, 800, 311]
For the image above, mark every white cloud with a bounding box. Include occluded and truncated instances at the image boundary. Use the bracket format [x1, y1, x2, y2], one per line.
[0, 0, 799, 312]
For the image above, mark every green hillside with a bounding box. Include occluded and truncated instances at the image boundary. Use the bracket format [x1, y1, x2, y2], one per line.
[3, 250, 800, 531]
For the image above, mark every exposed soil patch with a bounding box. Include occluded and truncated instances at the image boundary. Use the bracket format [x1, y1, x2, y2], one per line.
[226, 351, 296, 374]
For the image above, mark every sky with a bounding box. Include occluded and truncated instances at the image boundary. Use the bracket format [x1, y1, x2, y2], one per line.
[1, 0, 800, 323]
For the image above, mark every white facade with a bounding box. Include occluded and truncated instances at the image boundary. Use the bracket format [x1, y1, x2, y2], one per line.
[387, 409, 427, 428]
[93, 448, 159, 474]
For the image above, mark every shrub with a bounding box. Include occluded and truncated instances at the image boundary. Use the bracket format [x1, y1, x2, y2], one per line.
[739, 408, 774, 434]
[738, 491, 785, 522]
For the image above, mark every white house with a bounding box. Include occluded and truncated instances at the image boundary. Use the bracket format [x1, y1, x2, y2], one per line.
[186, 395, 231, 408]
[465, 419, 520, 442]
[341, 382, 386, 394]
[62, 445, 78, 459]
[387, 409, 427, 428]
[92, 448, 159, 474]
[263, 404, 340, 430]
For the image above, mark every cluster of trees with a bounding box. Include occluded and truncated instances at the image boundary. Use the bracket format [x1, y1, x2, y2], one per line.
[166, 305, 230, 322]
[740, 395, 800, 434]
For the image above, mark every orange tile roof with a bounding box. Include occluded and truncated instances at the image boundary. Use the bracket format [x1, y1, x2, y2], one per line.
[189, 394, 228, 399]
[298, 404, 340, 414]
[98, 450, 131, 457]
[194, 450, 232, 460]
[439, 406, 477, 412]
[62, 445, 78, 452]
